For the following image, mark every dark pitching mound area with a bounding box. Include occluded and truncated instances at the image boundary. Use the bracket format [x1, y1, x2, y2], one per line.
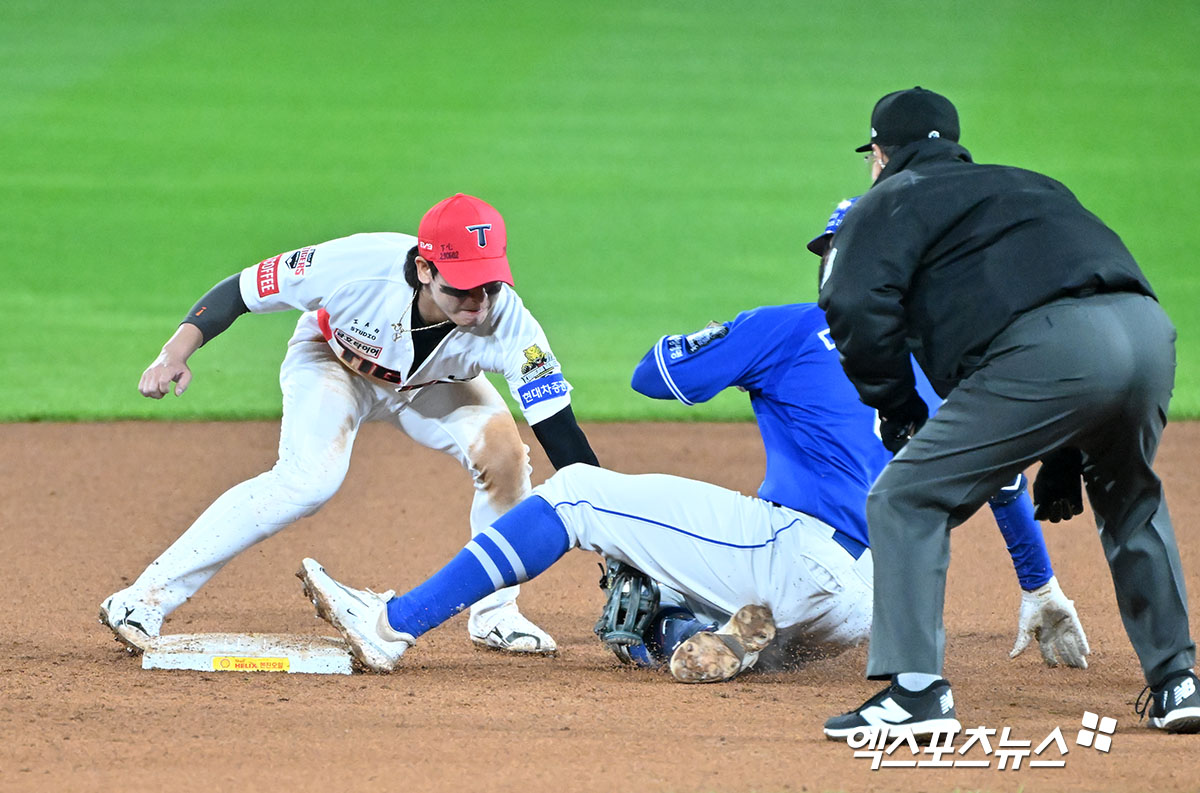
[3, 422, 1199, 792]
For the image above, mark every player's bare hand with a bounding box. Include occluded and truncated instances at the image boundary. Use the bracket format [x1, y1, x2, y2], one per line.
[1010, 576, 1090, 669]
[139, 353, 193, 398]
[139, 324, 203, 399]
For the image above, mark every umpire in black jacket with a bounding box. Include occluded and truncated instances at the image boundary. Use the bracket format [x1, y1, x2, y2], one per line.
[819, 87, 1199, 738]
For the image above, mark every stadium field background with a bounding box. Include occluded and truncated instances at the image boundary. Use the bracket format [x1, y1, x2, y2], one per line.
[3, 0, 1197, 421]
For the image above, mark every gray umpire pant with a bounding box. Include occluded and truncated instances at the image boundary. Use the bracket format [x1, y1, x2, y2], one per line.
[866, 292, 1194, 688]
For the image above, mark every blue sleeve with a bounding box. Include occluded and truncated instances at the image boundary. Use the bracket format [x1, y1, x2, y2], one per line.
[630, 347, 678, 399]
[987, 474, 1054, 590]
[629, 311, 782, 405]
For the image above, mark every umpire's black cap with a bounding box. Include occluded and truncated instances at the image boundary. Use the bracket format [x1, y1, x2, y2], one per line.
[855, 87, 959, 152]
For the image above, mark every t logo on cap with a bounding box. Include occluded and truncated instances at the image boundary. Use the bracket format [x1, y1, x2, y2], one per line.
[417, 194, 513, 289]
[855, 87, 959, 153]
[466, 223, 493, 248]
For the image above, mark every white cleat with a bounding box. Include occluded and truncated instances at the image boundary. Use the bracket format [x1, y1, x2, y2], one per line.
[99, 589, 164, 654]
[296, 558, 412, 673]
[669, 604, 776, 684]
[468, 602, 557, 655]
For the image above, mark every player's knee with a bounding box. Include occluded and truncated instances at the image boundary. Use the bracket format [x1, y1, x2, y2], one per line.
[467, 412, 531, 511]
[265, 458, 347, 513]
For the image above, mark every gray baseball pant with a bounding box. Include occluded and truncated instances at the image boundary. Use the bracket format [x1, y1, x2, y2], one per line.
[865, 292, 1194, 688]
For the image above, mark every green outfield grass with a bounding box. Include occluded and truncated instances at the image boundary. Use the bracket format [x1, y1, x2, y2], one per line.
[2, 0, 1198, 421]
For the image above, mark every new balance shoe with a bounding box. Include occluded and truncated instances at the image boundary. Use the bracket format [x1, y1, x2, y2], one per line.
[1138, 670, 1200, 734]
[99, 589, 164, 654]
[824, 678, 962, 741]
[468, 602, 557, 654]
[668, 604, 776, 684]
[296, 558, 412, 673]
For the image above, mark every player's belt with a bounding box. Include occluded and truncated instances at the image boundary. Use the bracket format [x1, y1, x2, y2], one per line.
[832, 531, 867, 560]
[330, 337, 407, 385]
[328, 337, 457, 393]
[769, 500, 868, 560]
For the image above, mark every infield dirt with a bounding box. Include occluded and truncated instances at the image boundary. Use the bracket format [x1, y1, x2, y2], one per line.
[3, 421, 1199, 793]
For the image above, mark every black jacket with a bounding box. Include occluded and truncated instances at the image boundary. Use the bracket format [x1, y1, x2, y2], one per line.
[817, 138, 1155, 409]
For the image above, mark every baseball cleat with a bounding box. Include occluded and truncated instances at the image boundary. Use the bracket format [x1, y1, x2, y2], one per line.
[99, 589, 163, 654]
[824, 678, 961, 741]
[468, 602, 557, 655]
[1138, 671, 1200, 734]
[668, 604, 775, 684]
[296, 558, 412, 673]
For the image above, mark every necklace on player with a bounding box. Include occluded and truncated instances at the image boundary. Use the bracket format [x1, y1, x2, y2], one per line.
[391, 290, 453, 341]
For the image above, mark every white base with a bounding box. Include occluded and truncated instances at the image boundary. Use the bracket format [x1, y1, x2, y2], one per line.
[141, 633, 353, 675]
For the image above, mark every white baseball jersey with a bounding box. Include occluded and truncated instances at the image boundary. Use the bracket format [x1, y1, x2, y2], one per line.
[237, 231, 573, 425]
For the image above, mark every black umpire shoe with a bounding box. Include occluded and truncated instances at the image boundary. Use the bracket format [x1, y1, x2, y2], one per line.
[1138, 670, 1200, 734]
[824, 678, 962, 741]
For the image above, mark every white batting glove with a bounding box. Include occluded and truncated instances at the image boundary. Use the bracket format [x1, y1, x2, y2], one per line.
[1009, 576, 1090, 669]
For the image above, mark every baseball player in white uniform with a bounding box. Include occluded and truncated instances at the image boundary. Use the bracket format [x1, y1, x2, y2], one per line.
[100, 193, 598, 655]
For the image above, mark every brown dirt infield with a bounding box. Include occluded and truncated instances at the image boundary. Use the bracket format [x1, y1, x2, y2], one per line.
[3, 421, 1200, 793]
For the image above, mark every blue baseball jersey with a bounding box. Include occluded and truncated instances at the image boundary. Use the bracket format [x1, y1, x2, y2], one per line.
[631, 303, 941, 549]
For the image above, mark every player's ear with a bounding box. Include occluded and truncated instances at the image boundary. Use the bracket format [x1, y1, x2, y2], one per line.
[415, 256, 435, 286]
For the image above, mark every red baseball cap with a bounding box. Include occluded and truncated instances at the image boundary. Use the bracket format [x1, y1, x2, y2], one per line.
[417, 193, 513, 289]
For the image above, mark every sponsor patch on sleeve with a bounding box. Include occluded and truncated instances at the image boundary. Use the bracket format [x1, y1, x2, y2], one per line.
[255, 254, 282, 297]
[518, 372, 570, 409]
[284, 246, 317, 275]
[683, 321, 728, 353]
[519, 343, 561, 383]
[665, 335, 685, 360]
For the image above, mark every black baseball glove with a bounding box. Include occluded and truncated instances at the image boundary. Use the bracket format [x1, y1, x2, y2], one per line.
[879, 391, 928, 454]
[593, 558, 660, 664]
[1032, 447, 1085, 523]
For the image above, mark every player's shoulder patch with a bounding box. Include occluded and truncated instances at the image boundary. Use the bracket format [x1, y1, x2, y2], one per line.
[683, 321, 729, 353]
[520, 343, 560, 382]
[518, 373, 569, 409]
[284, 246, 317, 276]
[254, 254, 282, 297]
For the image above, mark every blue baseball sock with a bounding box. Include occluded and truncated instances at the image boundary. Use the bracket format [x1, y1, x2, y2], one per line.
[988, 475, 1053, 591]
[660, 609, 709, 658]
[637, 606, 712, 666]
[386, 495, 570, 637]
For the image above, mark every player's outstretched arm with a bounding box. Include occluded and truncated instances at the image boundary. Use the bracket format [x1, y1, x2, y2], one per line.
[138, 273, 250, 399]
[630, 318, 760, 406]
[988, 473, 1090, 668]
[139, 323, 203, 399]
[531, 405, 599, 469]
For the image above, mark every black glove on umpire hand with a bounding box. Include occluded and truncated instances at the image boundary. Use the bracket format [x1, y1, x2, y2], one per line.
[1032, 447, 1085, 523]
[879, 392, 928, 454]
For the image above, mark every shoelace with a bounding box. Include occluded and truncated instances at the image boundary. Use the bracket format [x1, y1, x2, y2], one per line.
[1134, 685, 1153, 722]
[1134, 673, 1198, 722]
